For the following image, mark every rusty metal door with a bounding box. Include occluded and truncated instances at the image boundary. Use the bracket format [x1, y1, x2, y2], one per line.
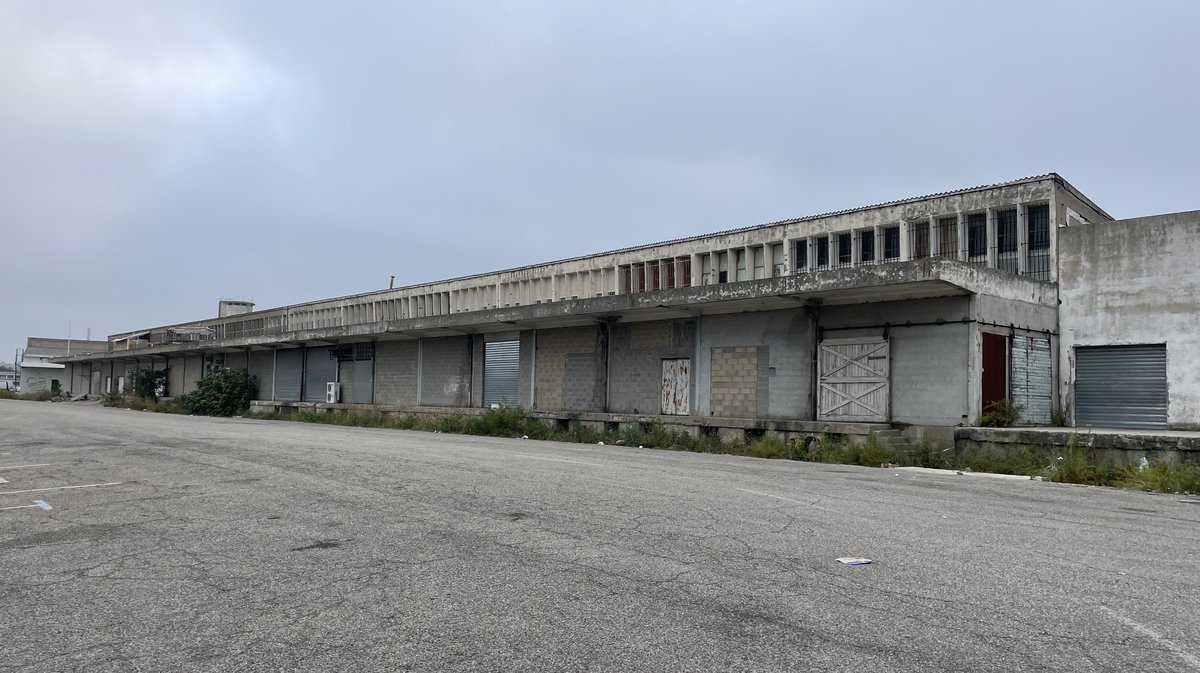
[981, 332, 1008, 411]
[817, 337, 889, 422]
[660, 358, 690, 415]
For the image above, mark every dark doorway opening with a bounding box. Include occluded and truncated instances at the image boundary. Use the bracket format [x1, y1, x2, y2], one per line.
[981, 333, 1008, 411]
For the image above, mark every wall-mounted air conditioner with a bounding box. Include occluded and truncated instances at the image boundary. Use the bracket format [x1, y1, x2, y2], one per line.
[326, 382, 340, 404]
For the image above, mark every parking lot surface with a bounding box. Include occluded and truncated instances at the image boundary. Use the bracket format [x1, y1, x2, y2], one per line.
[2, 400, 1198, 672]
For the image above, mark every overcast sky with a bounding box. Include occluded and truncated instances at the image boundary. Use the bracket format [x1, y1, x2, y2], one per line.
[3, 0, 1198, 361]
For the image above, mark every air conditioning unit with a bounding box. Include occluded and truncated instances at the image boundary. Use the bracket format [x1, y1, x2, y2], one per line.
[325, 382, 340, 404]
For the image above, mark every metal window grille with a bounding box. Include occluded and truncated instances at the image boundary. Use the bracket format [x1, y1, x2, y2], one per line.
[836, 233, 853, 268]
[996, 209, 1018, 274]
[1025, 204, 1051, 281]
[909, 220, 930, 259]
[935, 216, 959, 259]
[967, 213, 987, 264]
[815, 237, 829, 269]
[753, 247, 765, 278]
[771, 243, 784, 276]
[859, 229, 875, 264]
[883, 226, 900, 260]
[793, 240, 808, 272]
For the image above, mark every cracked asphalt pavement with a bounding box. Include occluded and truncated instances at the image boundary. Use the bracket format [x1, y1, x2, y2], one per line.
[2, 401, 1198, 672]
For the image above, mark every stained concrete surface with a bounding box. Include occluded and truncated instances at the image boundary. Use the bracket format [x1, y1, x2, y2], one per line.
[1, 400, 1198, 672]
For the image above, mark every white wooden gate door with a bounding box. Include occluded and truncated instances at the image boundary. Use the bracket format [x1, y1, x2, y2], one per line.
[661, 358, 690, 415]
[818, 337, 889, 422]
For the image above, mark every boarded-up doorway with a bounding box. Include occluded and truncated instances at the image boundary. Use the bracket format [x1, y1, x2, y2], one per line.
[981, 333, 1008, 410]
[661, 358, 690, 415]
[818, 337, 889, 422]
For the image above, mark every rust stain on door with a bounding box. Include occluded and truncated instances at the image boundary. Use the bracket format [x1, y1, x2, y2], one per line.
[661, 358, 690, 415]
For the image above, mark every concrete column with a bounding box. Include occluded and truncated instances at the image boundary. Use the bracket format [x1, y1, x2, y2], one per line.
[957, 213, 967, 261]
[986, 208, 998, 269]
[899, 221, 910, 262]
[1016, 203, 1029, 276]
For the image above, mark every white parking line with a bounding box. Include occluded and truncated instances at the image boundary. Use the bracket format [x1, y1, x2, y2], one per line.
[0, 463, 52, 470]
[512, 454, 607, 468]
[0, 482, 122, 496]
[1101, 606, 1200, 669]
[0, 500, 53, 512]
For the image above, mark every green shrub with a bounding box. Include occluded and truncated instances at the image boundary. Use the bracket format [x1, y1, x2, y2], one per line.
[468, 407, 535, 437]
[747, 436, 788, 459]
[0, 389, 55, 401]
[979, 400, 1022, 427]
[133, 369, 167, 400]
[181, 368, 258, 417]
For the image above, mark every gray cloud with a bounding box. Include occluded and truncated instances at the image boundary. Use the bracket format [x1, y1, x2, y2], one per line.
[3, 0, 1199, 356]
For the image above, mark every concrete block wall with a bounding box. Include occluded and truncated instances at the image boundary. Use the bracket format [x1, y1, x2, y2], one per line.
[709, 346, 766, 418]
[535, 326, 604, 412]
[374, 340, 418, 406]
[695, 309, 810, 419]
[181, 355, 204, 395]
[890, 324, 970, 425]
[224, 351, 249, 371]
[608, 319, 695, 414]
[166, 356, 183, 397]
[822, 296, 971, 426]
[518, 330, 535, 408]
[338, 360, 356, 403]
[419, 336, 471, 407]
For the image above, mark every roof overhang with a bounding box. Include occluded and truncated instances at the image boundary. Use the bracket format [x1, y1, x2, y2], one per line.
[56, 259, 1055, 362]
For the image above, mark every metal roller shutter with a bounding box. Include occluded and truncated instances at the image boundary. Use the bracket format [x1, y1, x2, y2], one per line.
[274, 349, 304, 401]
[1075, 344, 1167, 430]
[1012, 336, 1052, 425]
[483, 340, 520, 407]
[303, 346, 338, 403]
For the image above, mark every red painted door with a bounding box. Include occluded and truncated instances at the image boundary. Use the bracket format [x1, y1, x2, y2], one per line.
[982, 333, 1008, 410]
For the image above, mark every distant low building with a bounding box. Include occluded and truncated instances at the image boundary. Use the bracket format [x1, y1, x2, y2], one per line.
[19, 337, 108, 395]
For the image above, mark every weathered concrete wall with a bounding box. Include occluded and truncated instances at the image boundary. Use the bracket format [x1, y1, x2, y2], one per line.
[956, 427, 1199, 467]
[974, 294, 1058, 334]
[534, 326, 605, 412]
[420, 336, 471, 407]
[518, 330, 535, 408]
[166, 356, 182, 397]
[823, 297, 972, 426]
[224, 351, 249, 371]
[608, 319, 695, 414]
[1059, 211, 1200, 429]
[695, 309, 810, 419]
[247, 351, 274, 400]
[181, 355, 203, 395]
[374, 340, 418, 406]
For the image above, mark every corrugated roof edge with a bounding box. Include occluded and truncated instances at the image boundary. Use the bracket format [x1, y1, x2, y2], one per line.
[108, 172, 1101, 340]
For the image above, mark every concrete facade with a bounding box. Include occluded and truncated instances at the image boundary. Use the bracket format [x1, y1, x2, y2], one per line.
[1058, 211, 1200, 430]
[57, 173, 1200, 437]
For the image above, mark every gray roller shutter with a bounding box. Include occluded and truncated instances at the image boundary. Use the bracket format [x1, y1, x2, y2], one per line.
[1012, 336, 1052, 425]
[1075, 344, 1167, 430]
[275, 349, 304, 401]
[303, 346, 338, 403]
[483, 340, 520, 407]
